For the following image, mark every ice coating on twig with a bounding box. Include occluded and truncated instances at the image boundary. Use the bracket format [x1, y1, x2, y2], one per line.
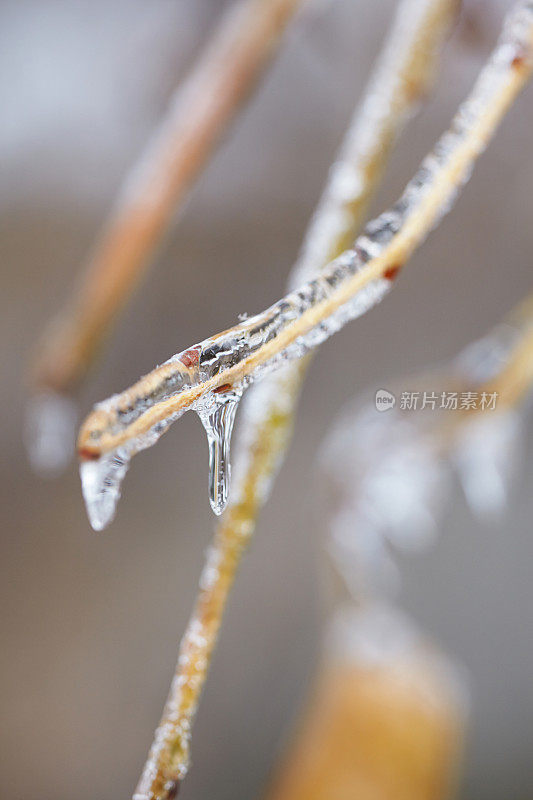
[79, 259, 391, 529]
[78, 0, 533, 529]
[289, 0, 458, 288]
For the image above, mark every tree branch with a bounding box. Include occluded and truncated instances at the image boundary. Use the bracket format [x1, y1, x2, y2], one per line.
[79, 2, 533, 465]
[30, 0, 305, 397]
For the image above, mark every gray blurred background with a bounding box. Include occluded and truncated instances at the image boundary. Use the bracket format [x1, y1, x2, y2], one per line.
[1, 1, 533, 798]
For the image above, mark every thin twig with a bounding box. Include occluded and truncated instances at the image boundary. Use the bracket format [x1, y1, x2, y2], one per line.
[79, 2, 533, 460]
[129, 1, 460, 797]
[30, 0, 304, 396]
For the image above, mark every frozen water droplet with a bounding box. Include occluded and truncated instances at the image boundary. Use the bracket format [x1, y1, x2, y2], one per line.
[196, 388, 241, 515]
[25, 391, 78, 476]
[80, 448, 130, 531]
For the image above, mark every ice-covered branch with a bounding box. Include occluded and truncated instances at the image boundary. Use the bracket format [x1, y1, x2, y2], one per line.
[79, 0, 533, 533]
[125, 2, 458, 798]
[27, 0, 304, 470]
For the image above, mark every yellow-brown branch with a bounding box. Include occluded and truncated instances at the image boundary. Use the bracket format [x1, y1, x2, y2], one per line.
[31, 0, 304, 396]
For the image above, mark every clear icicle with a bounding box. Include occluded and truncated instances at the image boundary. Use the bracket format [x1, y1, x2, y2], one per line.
[196, 389, 242, 515]
[80, 448, 131, 531]
[25, 391, 78, 475]
[80, 414, 180, 530]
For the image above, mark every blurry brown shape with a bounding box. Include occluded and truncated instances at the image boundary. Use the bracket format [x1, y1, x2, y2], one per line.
[30, 0, 304, 397]
[265, 613, 464, 800]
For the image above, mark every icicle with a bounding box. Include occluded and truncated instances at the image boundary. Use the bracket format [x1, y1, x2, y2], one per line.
[196, 388, 242, 515]
[80, 447, 131, 531]
[25, 391, 78, 475]
[79, 409, 183, 530]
